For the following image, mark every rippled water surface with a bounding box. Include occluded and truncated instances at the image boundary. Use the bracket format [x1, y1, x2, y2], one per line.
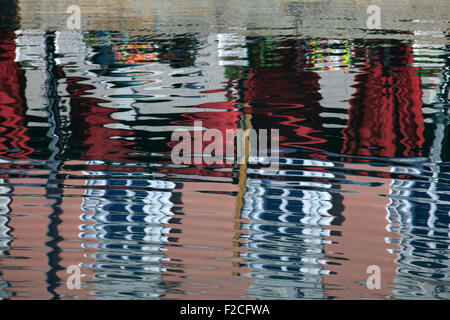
[0, 0, 449, 300]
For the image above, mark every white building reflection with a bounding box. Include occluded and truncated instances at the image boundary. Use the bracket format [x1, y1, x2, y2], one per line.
[79, 167, 177, 299]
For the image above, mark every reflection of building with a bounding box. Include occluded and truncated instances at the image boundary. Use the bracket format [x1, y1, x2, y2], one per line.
[0, 29, 50, 299]
[1, 6, 449, 299]
[52, 31, 180, 298]
[2, 173, 55, 299]
[320, 41, 426, 299]
[322, 163, 400, 299]
[113, 43, 159, 65]
[342, 41, 424, 158]
[0, 275, 12, 299]
[314, 39, 356, 134]
[52, 30, 253, 299]
[242, 38, 335, 158]
[232, 38, 340, 299]
[389, 37, 450, 299]
[241, 165, 336, 299]
[0, 30, 19, 268]
[163, 179, 253, 299]
[0, 179, 11, 258]
[161, 34, 253, 299]
[0, 177, 13, 299]
[79, 170, 176, 299]
[0, 29, 97, 299]
[14, 29, 54, 160]
[0, 30, 33, 160]
[236, 38, 441, 299]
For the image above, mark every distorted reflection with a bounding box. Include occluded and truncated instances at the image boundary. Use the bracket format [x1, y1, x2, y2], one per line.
[0, 0, 449, 300]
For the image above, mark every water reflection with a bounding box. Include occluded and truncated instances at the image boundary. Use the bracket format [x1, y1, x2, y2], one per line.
[0, 0, 449, 300]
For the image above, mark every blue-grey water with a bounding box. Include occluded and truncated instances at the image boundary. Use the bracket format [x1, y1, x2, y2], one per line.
[0, 0, 449, 300]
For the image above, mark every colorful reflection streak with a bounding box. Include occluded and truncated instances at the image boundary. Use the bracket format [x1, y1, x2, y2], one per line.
[0, 3, 449, 299]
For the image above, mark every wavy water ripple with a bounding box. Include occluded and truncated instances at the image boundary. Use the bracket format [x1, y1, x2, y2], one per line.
[0, 0, 449, 300]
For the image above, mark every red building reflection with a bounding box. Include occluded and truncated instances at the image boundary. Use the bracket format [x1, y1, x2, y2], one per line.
[66, 76, 137, 164]
[0, 31, 33, 162]
[167, 101, 241, 178]
[342, 43, 424, 158]
[242, 39, 329, 159]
